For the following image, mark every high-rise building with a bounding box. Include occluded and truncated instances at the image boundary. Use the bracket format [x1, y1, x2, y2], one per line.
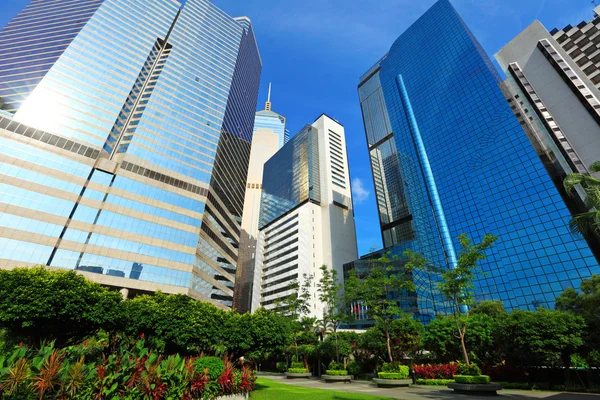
[252, 114, 358, 318]
[252, 84, 289, 148]
[0, 0, 261, 309]
[233, 90, 283, 312]
[495, 11, 600, 261]
[356, 0, 600, 314]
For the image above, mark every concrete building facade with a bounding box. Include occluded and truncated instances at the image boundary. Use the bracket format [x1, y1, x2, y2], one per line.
[495, 13, 600, 262]
[252, 114, 358, 318]
[234, 93, 283, 312]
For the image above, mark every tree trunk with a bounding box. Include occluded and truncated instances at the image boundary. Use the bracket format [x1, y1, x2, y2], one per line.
[334, 327, 340, 363]
[294, 333, 299, 362]
[385, 322, 393, 363]
[459, 331, 469, 366]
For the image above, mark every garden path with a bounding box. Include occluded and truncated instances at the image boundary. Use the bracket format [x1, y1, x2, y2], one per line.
[258, 375, 600, 400]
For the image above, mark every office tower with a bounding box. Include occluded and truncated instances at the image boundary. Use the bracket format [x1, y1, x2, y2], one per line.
[495, 12, 600, 260]
[356, 0, 599, 314]
[233, 90, 283, 312]
[0, 0, 261, 309]
[252, 114, 358, 317]
[253, 84, 289, 148]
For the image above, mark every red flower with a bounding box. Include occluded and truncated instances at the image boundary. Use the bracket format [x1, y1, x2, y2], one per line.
[140, 333, 145, 339]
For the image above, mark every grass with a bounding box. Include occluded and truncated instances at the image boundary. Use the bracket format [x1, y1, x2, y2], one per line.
[250, 378, 393, 400]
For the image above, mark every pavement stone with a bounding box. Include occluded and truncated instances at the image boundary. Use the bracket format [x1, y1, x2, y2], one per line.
[258, 374, 600, 400]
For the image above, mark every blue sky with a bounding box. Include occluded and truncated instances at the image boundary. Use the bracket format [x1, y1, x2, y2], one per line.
[0, 0, 595, 256]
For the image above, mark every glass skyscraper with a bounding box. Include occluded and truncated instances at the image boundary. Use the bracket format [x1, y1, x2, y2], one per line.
[357, 0, 600, 314]
[259, 124, 321, 229]
[0, 0, 261, 309]
[252, 84, 289, 148]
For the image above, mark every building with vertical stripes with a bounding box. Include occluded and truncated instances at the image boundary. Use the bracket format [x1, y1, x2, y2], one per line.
[252, 114, 358, 318]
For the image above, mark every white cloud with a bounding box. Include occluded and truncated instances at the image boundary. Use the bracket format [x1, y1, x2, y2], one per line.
[351, 178, 370, 204]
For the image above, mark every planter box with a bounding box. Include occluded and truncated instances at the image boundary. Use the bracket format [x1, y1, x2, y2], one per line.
[373, 378, 412, 388]
[216, 394, 249, 400]
[285, 372, 312, 379]
[321, 374, 352, 383]
[448, 382, 502, 395]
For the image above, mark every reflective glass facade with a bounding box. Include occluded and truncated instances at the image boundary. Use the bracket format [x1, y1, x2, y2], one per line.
[0, 0, 261, 309]
[254, 109, 288, 148]
[0, 0, 105, 114]
[358, 0, 600, 312]
[259, 125, 321, 229]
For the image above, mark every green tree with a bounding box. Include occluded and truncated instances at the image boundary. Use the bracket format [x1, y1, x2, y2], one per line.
[406, 233, 497, 366]
[120, 292, 227, 354]
[503, 309, 585, 368]
[317, 265, 349, 363]
[0, 267, 122, 346]
[276, 275, 313, 362]
[246, 308, 291, 368]
[360, 315, 424, 363]
[345, 252, 416, 363]
[563, 160, 600, 236]
[423, 314, 495, 364]
[556, 275, 600, 365]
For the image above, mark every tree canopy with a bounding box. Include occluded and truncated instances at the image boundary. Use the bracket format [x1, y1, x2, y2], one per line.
[0, 267, 121, 346]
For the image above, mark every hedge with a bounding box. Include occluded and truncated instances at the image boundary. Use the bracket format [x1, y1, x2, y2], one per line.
[378, 372, 410, 380]
[497, 382, 530, 390]
[416, 379, 455, 385]
[453, 375, 491, 384]
[288, 368, 309, 373]
[325, 370, 349, 376]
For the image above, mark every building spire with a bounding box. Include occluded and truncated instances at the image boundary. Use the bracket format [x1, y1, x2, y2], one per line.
[265, 82, 272, 111]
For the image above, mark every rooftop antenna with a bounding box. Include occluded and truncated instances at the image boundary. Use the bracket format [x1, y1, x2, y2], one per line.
[265, 82, 272, 111]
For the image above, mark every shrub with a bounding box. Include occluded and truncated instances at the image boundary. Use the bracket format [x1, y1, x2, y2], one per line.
[457, 363, 481, 376]
[325, 370, 348, 376]
[347, 360, 360, 376]
[276, 361, 287, 372]
[380, 362, 404, 373]
[414, 363, 457, 379]
[290, 361, 304, 369]
[0, 341, 256, 399]
[328, 361, 345, 371]
[195, 356, 224, 380]
[288, 368, 308, 373]
[497, 382, 530, 390]
[453, 375, 491, 384]
[416, 379, 455, 385]
[378, 372, 409, 380]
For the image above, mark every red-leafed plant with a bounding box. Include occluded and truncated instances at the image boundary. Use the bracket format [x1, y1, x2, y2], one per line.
[238, 364, 255, 392]
[217, 358, 235, 395]
[413, 363, 458, 379]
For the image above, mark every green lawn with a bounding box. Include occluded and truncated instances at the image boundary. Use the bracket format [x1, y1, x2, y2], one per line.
[250, 378, 392, 400]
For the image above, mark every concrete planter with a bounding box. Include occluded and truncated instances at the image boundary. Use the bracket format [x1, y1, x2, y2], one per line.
[216, 393, 249, 400]
[372, 378, 412, 388]
[321, 374, 352, 383]
[285, 372, 312, 379]
[448, 382, 502, 395]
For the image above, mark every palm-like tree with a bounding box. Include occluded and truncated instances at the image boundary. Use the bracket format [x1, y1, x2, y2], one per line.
[314, 319, 333, 342]
[564, 161, 600, 236]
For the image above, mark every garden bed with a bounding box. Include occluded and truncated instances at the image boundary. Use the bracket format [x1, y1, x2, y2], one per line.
[322, 371, 352, 383]
[448, 382, 502, 395]
[372, 378, 412, 388]
[285, 372, 312, 379]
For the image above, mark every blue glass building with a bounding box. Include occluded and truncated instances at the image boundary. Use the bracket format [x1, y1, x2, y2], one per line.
[259, 124, 320, 229]
[0, 0, 261, 308]
[356, 0, 600, 314]
[253, 85, 289, 149]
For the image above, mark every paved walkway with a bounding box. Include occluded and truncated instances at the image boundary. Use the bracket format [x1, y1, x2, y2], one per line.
[259, 374, 600, 399]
